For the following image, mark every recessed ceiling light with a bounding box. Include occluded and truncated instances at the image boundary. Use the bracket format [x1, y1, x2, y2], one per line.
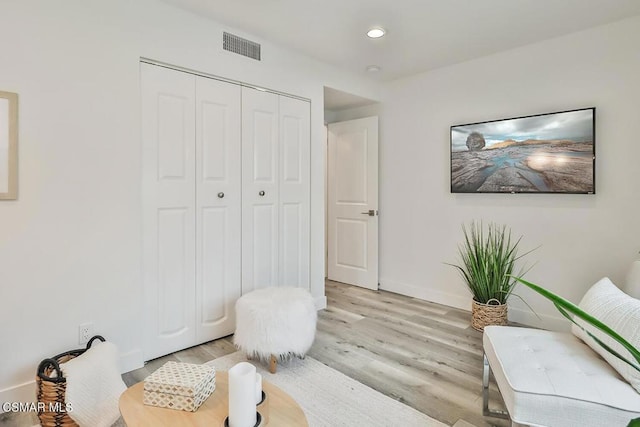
[366, 65, 381, 73]
[366, 27, 386, 38]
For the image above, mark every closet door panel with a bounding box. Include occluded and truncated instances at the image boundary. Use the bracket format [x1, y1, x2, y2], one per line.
[253, 204, 278, 285]
[157, 209, 190, 334]
[242, 87, 279, 293]
[279, 97, 310, 289]
[253, 111, 277, 181]
[200, 207, 227, 321]
[142, 63, 196, 360]
[196, 77, 241, 342]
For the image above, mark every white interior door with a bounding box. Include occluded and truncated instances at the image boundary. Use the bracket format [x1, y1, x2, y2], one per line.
[141, 63, 196, 360]
[242, 87, 279, 294]
[279, 96, 311, 289]
[327, 117, 379, 290]
[195, 76, 241, 343]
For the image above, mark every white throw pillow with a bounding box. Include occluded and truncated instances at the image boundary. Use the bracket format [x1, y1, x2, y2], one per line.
[59, 341, 126, 427]
[625, 261, 640, 299]
[572, 277, 640, 393]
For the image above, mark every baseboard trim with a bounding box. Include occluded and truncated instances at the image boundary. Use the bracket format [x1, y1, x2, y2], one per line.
[314, 295, 327, 310]
[379, 278, 470, 311]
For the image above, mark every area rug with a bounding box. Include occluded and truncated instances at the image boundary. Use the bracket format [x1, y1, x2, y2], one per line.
[207, 351, 446, 427]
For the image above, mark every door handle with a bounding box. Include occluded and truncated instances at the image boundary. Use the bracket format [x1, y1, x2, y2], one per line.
[360, 210, 377, 216]
[259, 191, 265, 197]
[217, 192, 224, 199]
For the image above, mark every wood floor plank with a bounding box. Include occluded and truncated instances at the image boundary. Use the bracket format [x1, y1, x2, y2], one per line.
[314, 318, 487, 405]
[328, 284, 451, 316]
[320, 304, 483, 378]
[321, 305, 366, 324]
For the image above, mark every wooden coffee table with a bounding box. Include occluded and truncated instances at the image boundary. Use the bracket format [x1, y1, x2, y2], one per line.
[120, 371, 308, 426]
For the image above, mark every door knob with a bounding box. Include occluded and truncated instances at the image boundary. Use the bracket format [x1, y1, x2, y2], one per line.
[259, 191, 265, 197]
[217, 192, 224, 199]
[360, 210, 376, 216]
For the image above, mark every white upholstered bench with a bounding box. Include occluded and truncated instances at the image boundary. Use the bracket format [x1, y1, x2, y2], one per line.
[483, 326, 640, 426]
[482, 274, 640, 426]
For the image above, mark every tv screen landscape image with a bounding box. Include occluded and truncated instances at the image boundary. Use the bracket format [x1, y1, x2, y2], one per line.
[450, 108, 595, 194]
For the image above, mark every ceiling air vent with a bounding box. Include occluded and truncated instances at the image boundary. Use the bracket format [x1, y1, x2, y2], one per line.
[223, 32, 261, 61]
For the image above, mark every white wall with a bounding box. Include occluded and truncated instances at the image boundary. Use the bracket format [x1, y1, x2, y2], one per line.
[0, 0, 379, 404]
[325, 104, 380, 124]
[379, 16, 640, 330]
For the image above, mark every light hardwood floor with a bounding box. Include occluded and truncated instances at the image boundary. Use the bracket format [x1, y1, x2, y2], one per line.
[1, 280, 508, 427]
[311, 281, 508, 427]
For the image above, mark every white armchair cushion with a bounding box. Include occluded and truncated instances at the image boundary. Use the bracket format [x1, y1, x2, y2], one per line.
[572, 277, 640, 393]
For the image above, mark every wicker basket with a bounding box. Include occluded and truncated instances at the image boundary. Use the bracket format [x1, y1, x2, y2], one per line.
[471, 299, 508, 332]
[36, 336, 105, 427]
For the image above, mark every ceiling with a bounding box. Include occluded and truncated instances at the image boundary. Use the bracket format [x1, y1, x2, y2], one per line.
[160, 0, 640, 82]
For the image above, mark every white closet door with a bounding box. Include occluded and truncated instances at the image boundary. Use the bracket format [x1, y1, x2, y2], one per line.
[279, 96, 310, 289]
[242, 87, 279, 293]
[195, 77, 241, 343]
[141, 63, 196, 360]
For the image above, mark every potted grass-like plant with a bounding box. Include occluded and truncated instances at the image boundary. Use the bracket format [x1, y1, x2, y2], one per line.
[448, 222, 533, 331]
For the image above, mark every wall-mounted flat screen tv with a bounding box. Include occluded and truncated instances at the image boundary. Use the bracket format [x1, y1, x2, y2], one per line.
[450, 107, 595, 194]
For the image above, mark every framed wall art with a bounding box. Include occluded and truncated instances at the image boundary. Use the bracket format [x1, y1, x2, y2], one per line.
[0, 91, 18, 200]
[451, 107, 595, 194]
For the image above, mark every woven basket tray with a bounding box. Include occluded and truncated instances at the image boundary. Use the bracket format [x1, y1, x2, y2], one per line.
[471, 299, 508, 332]
[35, 336, 105, 427]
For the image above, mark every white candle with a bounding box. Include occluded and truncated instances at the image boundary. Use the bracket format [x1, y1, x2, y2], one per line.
[228, 362, 257, 427]
[255, 373, 262, 404]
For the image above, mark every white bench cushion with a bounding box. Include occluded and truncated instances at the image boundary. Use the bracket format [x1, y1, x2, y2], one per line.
[484, 326, 640, 426]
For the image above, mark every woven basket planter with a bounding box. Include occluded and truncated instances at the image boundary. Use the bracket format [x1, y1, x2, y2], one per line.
[36, 336, 105, 427]
[471, 299, 508, 332]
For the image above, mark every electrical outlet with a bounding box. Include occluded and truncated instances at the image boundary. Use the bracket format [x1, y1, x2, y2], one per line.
[78, 322, 94, 345]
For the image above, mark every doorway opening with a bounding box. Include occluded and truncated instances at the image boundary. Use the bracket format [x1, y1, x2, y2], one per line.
[324, 86, 380, 291]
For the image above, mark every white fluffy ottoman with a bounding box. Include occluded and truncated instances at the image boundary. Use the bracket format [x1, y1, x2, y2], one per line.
[234, 287, 317, 373]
